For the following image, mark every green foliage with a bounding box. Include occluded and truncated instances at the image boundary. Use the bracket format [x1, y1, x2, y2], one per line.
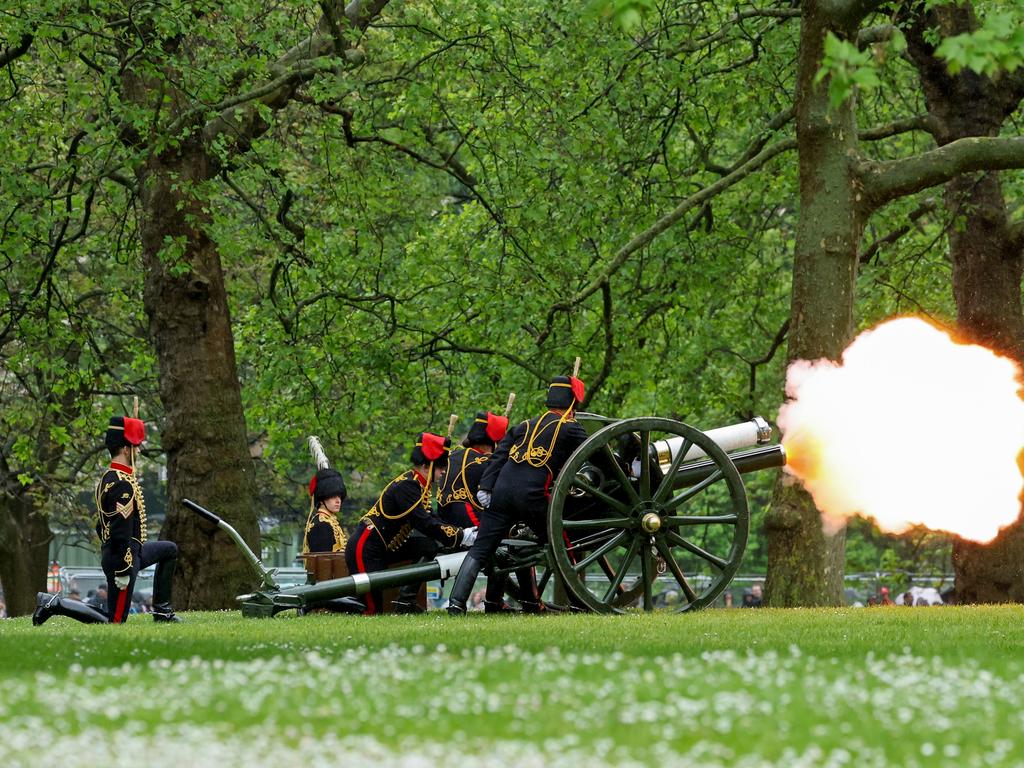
[935, 11, 1024, 75]
[814, 32, 903, 109]
[587, 0, 656, 34]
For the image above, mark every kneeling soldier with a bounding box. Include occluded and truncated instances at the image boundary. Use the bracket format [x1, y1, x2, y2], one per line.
[436, 411, 508, 529]
[345, 432, 477, 615]
[447, 374, 588, 615]
[34, 415, 181, 625]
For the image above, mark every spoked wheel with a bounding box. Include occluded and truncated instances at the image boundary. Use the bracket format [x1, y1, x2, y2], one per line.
[548, 417, 748, 613]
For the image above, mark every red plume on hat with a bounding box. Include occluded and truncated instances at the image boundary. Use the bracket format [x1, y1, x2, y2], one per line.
[485, 412, 508, 442]
[105, 416, 145, 452]
[569, 377, 585, 404]
[420, 432, 448, 462]
[123, 417, 145, 445]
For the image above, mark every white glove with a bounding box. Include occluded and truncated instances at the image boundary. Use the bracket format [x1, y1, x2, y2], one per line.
[461, 527, 478, 548]
[476, 490, 492, 508]
[114, 575, 130, 590]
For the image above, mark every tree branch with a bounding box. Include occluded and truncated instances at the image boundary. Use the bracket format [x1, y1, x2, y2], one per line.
[859, 136, 1024, 212]
[858, 24, 893, 46]
[670, 7, 800, 57]
[534, 135, 797, 345]
[858, 114, 934, 141]
[819, 0, 889, 26]
[196, 0, 391, 147]
[860, 198, 938, 264]
[0, 33, 32, 68]
[585, 281, 616, 407]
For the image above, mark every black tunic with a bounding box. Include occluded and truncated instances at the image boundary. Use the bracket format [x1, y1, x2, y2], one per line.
[436, 447, 491, 527]
[303, 507, 348, 553]
[479, 411, 589, 518]
[94, 461, 146, 576]
[360, 469, 463, 551]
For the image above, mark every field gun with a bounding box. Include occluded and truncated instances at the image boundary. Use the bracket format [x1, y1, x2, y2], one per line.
[187, 414, 785, 617]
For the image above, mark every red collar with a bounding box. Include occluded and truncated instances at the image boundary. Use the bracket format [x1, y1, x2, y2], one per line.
[109, 462, 133, 474]
[412, 469, 428, 487]
[469, 446, 487, 454]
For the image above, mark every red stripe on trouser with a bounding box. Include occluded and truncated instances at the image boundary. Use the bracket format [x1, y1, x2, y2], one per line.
[465, 503, 479, 527]
[112, 586, 130, 623]
[354, 527, 377, 615]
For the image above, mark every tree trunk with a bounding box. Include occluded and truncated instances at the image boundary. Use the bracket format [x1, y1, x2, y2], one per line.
[0, 495, 52, 616]
[764, 1, 862, 606]
[905, 3, 1024, 603]
[137, 142, 260, 609]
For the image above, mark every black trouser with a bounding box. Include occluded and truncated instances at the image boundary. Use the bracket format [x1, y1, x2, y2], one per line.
[467, 496, 546, 564]
[345, 523, 438, 615]
[465, 496, 546, 605]
[102, 540, 178, 623]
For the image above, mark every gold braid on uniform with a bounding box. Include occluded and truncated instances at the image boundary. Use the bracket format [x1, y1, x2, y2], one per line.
[370, 472, 433, 520]
[324, 512, 347, 550]
[128, 471, 147, 543]
[302, 504, 348, 553]
[301, 495, 316, 553]
[458, 450, 486, 509]
[512, 411, 572, 469]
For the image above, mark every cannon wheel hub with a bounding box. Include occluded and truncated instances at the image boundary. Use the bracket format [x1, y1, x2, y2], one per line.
[641, 512, 662, 533]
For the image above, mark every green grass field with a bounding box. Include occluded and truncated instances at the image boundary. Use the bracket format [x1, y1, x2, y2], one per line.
[2, 606, 1022, 767]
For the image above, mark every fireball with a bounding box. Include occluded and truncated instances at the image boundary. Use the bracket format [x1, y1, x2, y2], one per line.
[779, 317, 1024, 543]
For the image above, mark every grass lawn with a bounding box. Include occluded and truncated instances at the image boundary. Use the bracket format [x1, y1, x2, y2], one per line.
[2, 606, 1022, 767]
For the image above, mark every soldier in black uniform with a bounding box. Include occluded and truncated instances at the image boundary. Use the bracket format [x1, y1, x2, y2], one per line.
[302, 468, 348, 554]
[33, 416, 181, 625]
[447, 375, 589, 615]
[345, 432, 478, 615]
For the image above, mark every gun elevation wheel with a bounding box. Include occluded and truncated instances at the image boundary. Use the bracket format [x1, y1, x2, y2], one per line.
[548, 417, 748, 613]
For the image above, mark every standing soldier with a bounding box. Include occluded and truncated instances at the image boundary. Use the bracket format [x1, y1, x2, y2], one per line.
[447, 373, 588, 615]
[345, 432, 478, 614]
[34, 414, 181, 625]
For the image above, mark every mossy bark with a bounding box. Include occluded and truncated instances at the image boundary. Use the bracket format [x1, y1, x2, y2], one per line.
[905, 3, 1024, 603]
[136, 143, 260, 609]
[765, 1, 864, 607]
[0, 495, 50, 616]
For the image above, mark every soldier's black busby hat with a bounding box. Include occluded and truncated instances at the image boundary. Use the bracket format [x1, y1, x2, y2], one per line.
[309, 468, 346, 503]
[410, 432, 451, 466]
[464, 411, 509, 448]
[545, 375, 585, 409]
[105, 416, 145, 453]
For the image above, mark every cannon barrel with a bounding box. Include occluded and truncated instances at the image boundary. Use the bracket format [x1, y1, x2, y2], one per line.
[655, 416, 772, 466]
[671, 444, 786, 488]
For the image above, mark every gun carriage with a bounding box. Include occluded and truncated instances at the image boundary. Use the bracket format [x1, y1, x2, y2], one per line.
[186, 414, 785, 617]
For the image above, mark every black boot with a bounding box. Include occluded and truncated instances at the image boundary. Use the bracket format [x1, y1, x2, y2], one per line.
[152, 603, 182, 622]
[152, 552, 181, 622]
[517, 568, 548, 614]
[483, 572, 514, 613]
[447, 555, 485, 615]
[33, 592, 108, 625]
[392, 583, 425, 614]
